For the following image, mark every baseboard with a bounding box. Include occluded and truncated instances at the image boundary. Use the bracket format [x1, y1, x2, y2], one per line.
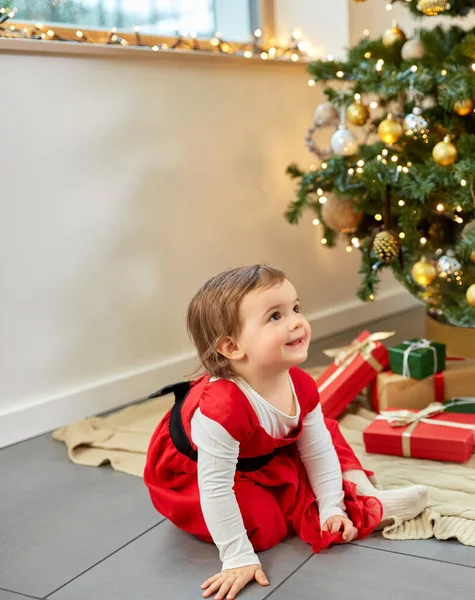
[0, 287, 420, 448]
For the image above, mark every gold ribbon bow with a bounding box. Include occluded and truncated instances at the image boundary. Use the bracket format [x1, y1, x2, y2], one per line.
[318, 331, 395, 394]
[377, 403, 475, 458]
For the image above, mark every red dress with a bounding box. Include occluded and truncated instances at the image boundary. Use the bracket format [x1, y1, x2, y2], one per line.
[144, 367, 382, 553]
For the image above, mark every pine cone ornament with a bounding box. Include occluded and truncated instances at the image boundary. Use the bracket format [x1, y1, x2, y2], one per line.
[373, 231, 401, 263]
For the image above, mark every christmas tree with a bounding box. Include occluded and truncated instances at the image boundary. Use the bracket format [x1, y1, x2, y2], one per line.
[286, 0, 475, 327]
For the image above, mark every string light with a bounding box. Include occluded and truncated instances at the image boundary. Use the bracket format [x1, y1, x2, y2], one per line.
[312, 218, 320, 226]
[254, 29, 262, 38]
[437, 203, 445, 212]
[455, 216, 464, 224]
[317, 188, 323, 195]
[356, 167, 364, 174]
[441, 69, 447, 76]
[369, 294, 375, 301]
[321, 237, 328, 245]
[308, 79, 316, 86]
[357, 160, 365, 167]
[370, 101, 378, 109]
[319, 196, 328, 204]
[291, 53, 299, 62]
[410, 65, 418, 73]
[399, 232, 405, 239]
[386, 2, 393, 10]
[363, 29, 370, 38]
[244, 51, 252, 58]
[391, 155, 398, 163]
[352, 237, 360, 248]
[261, 52, 268, 60]
[460, 179, 467, 187]
[382, 149, 388, 157]
[327, 55, 334, 61]
[348, 168, 355, 175]
[471, 64, 475, 72]
[346, 245, 353, 253]
[365, 52, 372, 59]
[398, 200, 405, 206]
[336, 70, 344, 78]
[402, 166, 409, 173]
[420, 237, 427, 245]
[456, 205, 463, 212]
[375, 214, 383, 221]
[321, 162, 328, 170]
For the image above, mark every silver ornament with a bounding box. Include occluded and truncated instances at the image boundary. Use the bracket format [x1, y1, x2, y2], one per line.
[401, 38, 425, 61]
[314, 102, 339, 126]
[330, 125, 359, 156]
[403, 107, 429, 139]
[437, 252, 463, 278]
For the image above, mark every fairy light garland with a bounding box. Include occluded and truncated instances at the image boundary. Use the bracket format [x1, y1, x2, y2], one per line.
[0, 8, 310, 62]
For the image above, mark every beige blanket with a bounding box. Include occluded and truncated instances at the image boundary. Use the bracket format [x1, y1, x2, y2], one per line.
[53, 384, 475, 547]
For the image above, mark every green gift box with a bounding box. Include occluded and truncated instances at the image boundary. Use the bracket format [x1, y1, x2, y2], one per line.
[443, 398, 475, 414]
[388, 338, 446, 380]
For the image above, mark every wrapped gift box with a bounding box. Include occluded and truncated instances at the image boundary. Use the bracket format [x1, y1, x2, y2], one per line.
[443, 398, 475, 414]
[363, 406, 475, 463]
[371, 359, 475, 413]
[315, 330, 391, 419]
[389, 338, 446, 380]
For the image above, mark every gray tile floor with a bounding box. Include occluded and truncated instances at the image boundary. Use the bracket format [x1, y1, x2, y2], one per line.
[2, 307, 474, 600]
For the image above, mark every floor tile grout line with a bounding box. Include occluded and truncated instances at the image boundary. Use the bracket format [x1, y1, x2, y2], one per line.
[0, 587, 42, 600]
[41, 520, 165, 599]
[350, 541, 475, 569]
[261, 554, 314, 600]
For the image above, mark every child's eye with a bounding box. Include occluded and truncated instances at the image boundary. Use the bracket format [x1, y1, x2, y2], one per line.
[293, 304, 301, 313]
[269, 312, 281, 322]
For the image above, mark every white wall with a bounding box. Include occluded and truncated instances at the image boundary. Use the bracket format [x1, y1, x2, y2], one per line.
[0, 16, 416, 446]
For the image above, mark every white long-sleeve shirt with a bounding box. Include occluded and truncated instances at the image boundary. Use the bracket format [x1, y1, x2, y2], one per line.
[190, 376, 346, 571]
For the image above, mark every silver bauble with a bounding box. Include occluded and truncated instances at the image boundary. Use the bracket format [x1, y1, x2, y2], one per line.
[403, 107, 429, 138]
[401, 38, 425, 61]
[437, 252, 463, 277]
[330, 125, 359, 156]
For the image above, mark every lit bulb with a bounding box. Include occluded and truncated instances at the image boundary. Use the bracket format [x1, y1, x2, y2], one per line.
[322, 162, 328, 169]
[407, 162, 413, 167]
[420, 237, 427, 245]
[152, 45, 159, 51]
[298, 41, 307, 52]
[254, 29, 262, 37]
[455, 216, 464, 224]
[346, 245, 353, 253]
[336, 71, 344, 78]
[472, 64, 475, 72]
[134, 25, 140, 33]
[461, 179, 467, 186]
[375, 214, 383, 221]
[269, 47, 276, 57]
[369, 294, 375, 301]
[363, 29, 370, 37]
[348, 168, 355, 175]
[402, 167, 409, 173]
[399, 232, 405, 239]
[291, 54, 299, 62]
[441, 69, 447, 76]
[382, 149, 388, 157]
[308, 79, 316, 86]
[370, 101, 378, 109]
[244, 50, 252, 58]
[357, 160, 365, 167]
[321, 238, 328, 245]
[293, 29, 302, 40]
[365, 52, 372, 59]
[437, 204, 444, 212]
[356, 167, 363, 174]
[317, 188, 323, 195]
[319, 196, 328, 204]
[261, 52, 269, 60]
[386, 2, 393, 10]
[111, 27, 117, 33]
[76, 30, 84, 37]
[309, 164, 317, 171]
[456, 205, 462, 212]
[410, 65, 418, 73]
[391, 155, 398, 163]
[352, 237, 360, 248]
[354, 93, 362, 101]
[398, 200, 405, 207]
[312, 218, 320, 226]
[327, 55, 334, 61]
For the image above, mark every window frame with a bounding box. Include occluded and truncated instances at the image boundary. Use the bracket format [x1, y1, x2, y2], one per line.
[1, 0, 276, 53]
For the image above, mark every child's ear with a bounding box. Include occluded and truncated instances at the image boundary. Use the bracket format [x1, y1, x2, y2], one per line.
[216, 337, 245, 361]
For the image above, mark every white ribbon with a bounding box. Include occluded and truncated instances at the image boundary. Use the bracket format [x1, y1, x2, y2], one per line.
[402, 338, 439, 378]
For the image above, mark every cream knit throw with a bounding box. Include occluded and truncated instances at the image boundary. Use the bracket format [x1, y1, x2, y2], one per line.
[52, 376, 475, 547]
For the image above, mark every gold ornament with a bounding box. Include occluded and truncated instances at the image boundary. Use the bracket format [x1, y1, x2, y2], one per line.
[378, 113, 403, 145]
[411, 257, 437, 287]
[432, 135, 458, 166]
[382, 22, 407, 47]
[466, 284, 475, 308]
[373, 231, 401, 263]
[417, 0, 450, 16]
[321, 196, 363, 233]
[347, 102, 370, 126]
[454, 99, 474, 116]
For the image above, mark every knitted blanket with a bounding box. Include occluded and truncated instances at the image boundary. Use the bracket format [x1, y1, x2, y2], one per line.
[53, 389, 475, 547]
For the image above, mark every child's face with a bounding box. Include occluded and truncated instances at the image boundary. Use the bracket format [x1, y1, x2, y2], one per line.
[235, 279, 311, 373]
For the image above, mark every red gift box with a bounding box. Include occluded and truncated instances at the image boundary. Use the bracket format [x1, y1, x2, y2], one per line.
[315, 330, 392, 419]
[363, 404, 475, 463]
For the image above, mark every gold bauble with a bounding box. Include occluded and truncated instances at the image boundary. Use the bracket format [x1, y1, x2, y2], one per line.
[378, 113, 403, 145]
[466, 284, 475, 308]
[411, 257, 437, 287]
[382, 22, 407, 47]
[347, 102, 370, 126]
[432, 135, 458, 166]
[454, 99, 474, 117]
[417, 0, 449, 16]
[373, 230, 401, 263]
[321, 196, 363, 233]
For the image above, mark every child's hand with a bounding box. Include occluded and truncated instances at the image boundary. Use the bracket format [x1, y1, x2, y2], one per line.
[322, 515, 358, 542]
[201, 564, 269, 600]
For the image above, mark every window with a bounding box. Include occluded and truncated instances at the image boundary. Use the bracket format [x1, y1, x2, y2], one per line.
[4, 0, 256, 41]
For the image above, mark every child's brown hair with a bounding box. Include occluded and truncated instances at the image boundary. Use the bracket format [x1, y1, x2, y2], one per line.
[186, 264, 286, 378]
